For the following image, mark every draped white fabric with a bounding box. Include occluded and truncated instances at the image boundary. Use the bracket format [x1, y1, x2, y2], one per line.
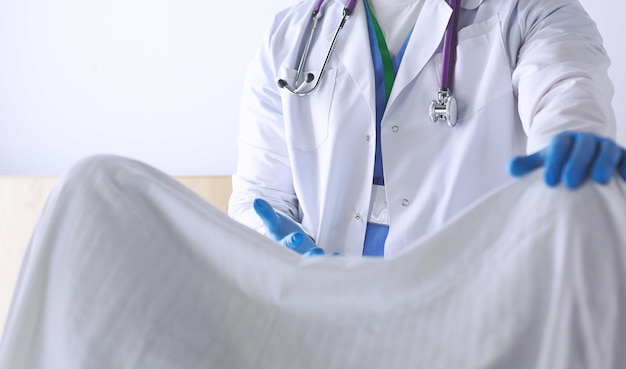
[1, 155, 625, 369]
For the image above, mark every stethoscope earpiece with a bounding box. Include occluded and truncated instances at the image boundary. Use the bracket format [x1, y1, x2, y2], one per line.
[278, 0, 357, 96]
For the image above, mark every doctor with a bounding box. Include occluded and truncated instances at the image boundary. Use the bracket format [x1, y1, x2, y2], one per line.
[228, 0, 626, 257]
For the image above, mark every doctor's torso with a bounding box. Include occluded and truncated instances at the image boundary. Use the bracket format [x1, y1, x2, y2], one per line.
[232, 0, 615, 256]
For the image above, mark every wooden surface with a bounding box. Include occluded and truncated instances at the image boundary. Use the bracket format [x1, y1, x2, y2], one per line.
[0, 175, 232, 337]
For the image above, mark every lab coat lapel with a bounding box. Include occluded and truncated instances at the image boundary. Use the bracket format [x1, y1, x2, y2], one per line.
[331, 0, 376, 115]
[388, 0, 453, 106]
[328, 0, 479, 113]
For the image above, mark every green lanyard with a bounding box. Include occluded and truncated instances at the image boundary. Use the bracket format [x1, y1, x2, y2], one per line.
[365, 0, 395, 101]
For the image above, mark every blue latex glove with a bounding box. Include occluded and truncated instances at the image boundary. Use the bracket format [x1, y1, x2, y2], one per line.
[508, 131, 626, 189]
[253, 198, 325, 256]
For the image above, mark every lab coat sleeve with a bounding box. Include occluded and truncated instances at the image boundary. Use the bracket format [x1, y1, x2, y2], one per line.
[228, 11, 301, 234]
[512, 0, 616, 154]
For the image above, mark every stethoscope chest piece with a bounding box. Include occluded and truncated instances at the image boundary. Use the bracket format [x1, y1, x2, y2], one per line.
[429, 89, 458, 127]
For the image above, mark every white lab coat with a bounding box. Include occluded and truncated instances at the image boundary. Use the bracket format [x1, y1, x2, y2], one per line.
[228, 0, 616, 256]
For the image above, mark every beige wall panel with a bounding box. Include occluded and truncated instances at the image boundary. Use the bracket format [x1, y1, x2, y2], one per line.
[0, 176, 232, 337]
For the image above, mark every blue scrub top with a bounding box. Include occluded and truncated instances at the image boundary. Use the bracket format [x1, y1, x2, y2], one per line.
[362, 1, 413, 257]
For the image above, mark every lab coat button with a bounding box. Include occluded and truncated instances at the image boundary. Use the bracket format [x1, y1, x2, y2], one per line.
[402, 199, 410, 206]
[392, 126, 399, 132]
[354, 212, 361, 220]
[365, 134, 371, 142]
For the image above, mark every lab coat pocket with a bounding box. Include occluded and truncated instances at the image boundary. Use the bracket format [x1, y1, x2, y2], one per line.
[437, 14, 512, 121]
[278, 66, 338, 151]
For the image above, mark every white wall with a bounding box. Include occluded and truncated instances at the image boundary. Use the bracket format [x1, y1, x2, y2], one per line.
[0, 0, 624, 175]
[0, 0, 295, 175]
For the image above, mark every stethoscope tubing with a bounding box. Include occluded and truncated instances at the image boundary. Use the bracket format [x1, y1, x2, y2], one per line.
[441, 0, 461, 90]
[285, 0, 460, 92]
[280, 0, 461, 127]
[278, 0, 358, 96]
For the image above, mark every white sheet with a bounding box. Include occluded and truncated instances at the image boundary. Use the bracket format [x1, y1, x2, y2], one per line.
[1, 155, 625, 369]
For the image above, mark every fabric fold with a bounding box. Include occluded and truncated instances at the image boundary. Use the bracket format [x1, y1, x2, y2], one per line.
[1, 155, 625, 369]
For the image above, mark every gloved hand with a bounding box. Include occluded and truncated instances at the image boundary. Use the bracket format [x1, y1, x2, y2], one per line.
[253, 198, 325, 256]
[508, 131, 626, 189]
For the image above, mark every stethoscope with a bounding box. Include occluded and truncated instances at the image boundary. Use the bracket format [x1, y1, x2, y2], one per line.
[277, 0, 461, 127]
[277, 0, 357, 96]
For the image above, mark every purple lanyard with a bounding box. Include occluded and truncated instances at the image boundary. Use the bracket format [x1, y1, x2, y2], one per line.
[441, 0, 461, 90]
